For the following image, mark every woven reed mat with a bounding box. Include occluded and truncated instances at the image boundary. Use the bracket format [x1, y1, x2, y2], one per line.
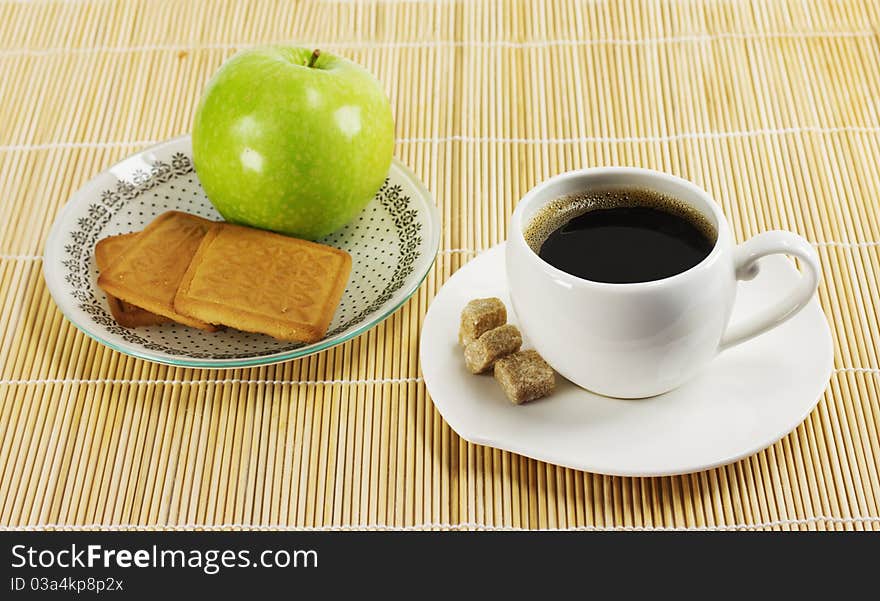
[1, 0, 879, 531]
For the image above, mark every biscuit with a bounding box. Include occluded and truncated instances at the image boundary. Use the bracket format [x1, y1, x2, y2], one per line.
[97, 211, 219, 331]
[494, 350, 556, 405]
[173, 223, 352, 343]
[459, 297, 507, 346]
[464, 324, 522, 374]
[95, 233, 170, 327]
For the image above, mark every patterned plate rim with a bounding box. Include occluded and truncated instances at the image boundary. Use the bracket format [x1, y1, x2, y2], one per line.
[43, 135, 441, 368]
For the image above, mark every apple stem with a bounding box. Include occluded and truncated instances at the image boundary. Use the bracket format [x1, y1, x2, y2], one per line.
[307, 49, 321, 68]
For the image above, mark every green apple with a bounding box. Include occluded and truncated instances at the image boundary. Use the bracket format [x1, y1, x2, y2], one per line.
[192, 46, 394, 240]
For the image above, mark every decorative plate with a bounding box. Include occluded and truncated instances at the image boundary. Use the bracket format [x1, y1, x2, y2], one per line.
[43, 135, 440, 368]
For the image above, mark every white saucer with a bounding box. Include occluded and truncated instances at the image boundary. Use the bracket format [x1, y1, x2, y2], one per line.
[420, 244, 833, 476]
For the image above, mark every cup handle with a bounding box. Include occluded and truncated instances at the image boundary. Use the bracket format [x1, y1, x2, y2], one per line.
[719, 231, 821, 351]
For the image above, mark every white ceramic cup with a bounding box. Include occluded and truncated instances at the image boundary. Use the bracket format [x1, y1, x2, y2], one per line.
[506, 167, 820, 398]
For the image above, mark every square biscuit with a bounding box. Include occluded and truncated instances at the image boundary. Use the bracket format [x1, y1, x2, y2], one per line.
[173, 223, 352, 343]
[95, 233, 170, 327]
[97, 211, 219, 331]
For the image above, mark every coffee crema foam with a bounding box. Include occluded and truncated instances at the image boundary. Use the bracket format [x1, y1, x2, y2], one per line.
[523, 186, 718, 254]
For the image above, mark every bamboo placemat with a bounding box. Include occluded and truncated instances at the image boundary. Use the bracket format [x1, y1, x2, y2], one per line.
[1, 0, 879, 531]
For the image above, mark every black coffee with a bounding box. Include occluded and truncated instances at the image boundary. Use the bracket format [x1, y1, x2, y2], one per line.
[524, 187, 717, 284]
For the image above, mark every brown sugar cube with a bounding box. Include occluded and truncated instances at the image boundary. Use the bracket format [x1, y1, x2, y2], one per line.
[494, 350, 556, 405]
[464, 324, 522, 374]
[459, 297, 507, 346]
